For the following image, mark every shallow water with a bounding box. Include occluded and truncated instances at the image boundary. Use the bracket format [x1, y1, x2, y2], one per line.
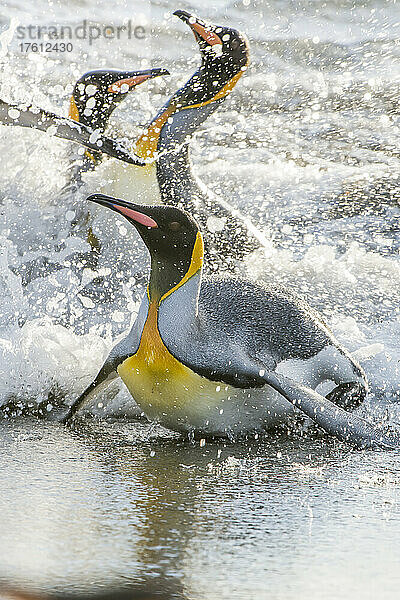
[1, 419, 400, 599]
[0, 0, 400, 596]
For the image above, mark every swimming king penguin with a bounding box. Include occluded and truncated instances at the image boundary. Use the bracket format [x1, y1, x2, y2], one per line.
[103, 10, 266, 268]
[61, 68, 169, 249]
[0, 68, 167, 182]
[136, 10, 264, 265]
[65, 67, 169, 187]
[61, 194, 400, 449]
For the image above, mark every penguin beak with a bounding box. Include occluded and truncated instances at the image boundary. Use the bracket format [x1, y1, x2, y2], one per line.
[173, 10, 223, 49]
[88, 194, 158, 228]
[107, 68, 170, 94]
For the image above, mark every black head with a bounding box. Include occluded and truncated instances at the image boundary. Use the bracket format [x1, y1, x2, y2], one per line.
[172, 10, 249, 107]
[88, 194, 203, 302]
[69, 68, 169, 130]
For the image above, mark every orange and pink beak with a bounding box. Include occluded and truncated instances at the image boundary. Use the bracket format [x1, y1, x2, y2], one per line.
[107, 68, 169, 94]
[173, 10, 223, 48]
[89, 194, 158, 228]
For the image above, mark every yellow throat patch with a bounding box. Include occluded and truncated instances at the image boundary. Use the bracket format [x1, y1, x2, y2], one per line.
[68, 95, 98, 164]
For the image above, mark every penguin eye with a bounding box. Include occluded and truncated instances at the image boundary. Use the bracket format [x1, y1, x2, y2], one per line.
[169, 221, 181, 232]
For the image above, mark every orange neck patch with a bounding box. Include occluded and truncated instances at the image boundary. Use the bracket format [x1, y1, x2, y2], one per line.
[133, 68, 245, 163]
[134, 104, 176, 161]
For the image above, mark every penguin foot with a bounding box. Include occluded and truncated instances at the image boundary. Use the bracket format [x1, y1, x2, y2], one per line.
[325, 381, 367, 411]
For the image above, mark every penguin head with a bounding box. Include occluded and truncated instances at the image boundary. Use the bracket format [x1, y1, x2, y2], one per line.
[174, 10, 249, 77]
[69, 68, 169, 130]
[135, 11, 249, 160]
[88, 194, 203, 301]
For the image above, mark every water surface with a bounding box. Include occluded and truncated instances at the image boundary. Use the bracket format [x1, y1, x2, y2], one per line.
[1, 419, 400, 599]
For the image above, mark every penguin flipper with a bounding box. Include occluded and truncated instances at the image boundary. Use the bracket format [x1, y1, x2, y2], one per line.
[61, 304, 146, 426]
[259, 369, 400, 450]
[61, 365, 118, 425]
[0, 99, 142, 165]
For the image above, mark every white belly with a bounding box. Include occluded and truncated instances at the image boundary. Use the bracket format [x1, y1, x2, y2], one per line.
[118, 349, 295, 439]
[152, 383, 296, 439]
[99, 162, 161, 205]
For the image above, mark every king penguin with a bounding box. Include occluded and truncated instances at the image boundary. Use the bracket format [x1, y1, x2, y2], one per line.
[63, 67, 168, 192]
[59, 68, 169, 251]
[61, 194, 400, 449]
[99, 10, 266, 267]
